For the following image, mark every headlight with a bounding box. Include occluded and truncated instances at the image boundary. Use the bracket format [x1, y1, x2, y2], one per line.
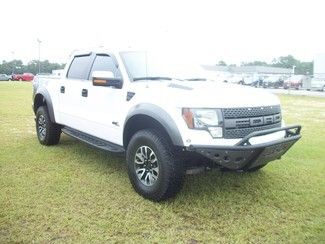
[182, 108, 223, 138]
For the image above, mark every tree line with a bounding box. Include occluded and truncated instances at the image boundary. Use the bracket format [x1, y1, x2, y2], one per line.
[0, 60, 65, 75]
[217, 55, 313, 75]
[1, 55, 313, 76]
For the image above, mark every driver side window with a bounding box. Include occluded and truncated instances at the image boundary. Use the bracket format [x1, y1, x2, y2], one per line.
[89, 55, 121, 79]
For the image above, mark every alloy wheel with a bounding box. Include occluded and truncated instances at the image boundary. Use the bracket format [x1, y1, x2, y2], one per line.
[134, 146, 159, 186]
[38, 114, 46, 140]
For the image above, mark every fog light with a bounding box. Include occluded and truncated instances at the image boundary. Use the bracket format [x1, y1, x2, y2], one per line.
[208, 127, 223, 138]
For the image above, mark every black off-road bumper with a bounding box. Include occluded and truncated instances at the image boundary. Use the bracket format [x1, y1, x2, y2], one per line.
[188, 125, 301, 170]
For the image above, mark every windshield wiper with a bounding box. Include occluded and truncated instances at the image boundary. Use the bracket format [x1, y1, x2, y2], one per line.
[184, 78, 207, 81]
[133, 76, 173, 81]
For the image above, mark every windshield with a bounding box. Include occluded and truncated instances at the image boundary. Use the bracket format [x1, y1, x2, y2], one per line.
[120, 51, 208, 81]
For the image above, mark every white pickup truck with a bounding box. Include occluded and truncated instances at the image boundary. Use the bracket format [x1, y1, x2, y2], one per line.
[32, 49, 301, 201]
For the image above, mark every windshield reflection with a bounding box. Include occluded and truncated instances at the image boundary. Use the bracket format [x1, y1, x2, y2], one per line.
[120, 51, 208, 81]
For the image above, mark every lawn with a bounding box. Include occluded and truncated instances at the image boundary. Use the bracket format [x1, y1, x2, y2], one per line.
[0, 82, 324, 243]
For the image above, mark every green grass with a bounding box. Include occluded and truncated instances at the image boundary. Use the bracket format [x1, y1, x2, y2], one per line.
[0, 81, 324, 243]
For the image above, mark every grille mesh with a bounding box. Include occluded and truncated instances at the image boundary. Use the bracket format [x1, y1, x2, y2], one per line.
[222, 105, 281, 119]
[222, 105, 282, 138]
[224, 122, 281, 138]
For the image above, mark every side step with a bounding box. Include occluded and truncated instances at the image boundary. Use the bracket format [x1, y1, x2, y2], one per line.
[62, 127, 125, 153]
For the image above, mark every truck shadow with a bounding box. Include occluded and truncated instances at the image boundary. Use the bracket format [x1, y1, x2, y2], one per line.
[58, 135, 282, 207]
[57, 135, 126, 172]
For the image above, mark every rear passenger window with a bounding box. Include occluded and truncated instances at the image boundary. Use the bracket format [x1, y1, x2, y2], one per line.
[90, 55, 121, 78]
[67, 55, 93, 80]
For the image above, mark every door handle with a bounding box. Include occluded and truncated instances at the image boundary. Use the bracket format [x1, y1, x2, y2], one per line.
[81, 89, 88, 97]
[60, 86, 65, 93]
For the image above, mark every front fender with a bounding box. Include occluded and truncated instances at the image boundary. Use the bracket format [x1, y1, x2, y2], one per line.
[124, 103, 184, 146]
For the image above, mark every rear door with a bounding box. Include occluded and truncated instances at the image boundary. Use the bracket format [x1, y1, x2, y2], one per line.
[58, 53, 95, 131]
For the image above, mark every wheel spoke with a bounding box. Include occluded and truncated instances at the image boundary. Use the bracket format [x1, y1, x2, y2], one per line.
[136, 168, 146, 179]
[152, 167, 159, 175]
[141, 147, 147, 159]
[144, 173, 150, 184]
[144, 146, 149, 159]
[134, 145, 159, 186]
[149, 150, 156, 160]
[151, 173, 158, 182]
[135, 152, 144, 164]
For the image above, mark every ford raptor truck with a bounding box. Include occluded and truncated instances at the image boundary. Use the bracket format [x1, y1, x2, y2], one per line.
[32, 49, 301, 201]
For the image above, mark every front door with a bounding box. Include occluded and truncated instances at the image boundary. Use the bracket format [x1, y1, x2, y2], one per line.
[80, 54, 126, 145]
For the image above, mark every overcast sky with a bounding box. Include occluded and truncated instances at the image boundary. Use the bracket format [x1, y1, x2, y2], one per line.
[1, 0, 324, 64]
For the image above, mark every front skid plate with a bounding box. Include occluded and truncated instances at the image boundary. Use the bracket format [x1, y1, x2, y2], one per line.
[189, 125, 301, 170]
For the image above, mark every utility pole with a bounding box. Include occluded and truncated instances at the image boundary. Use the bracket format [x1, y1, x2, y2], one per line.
[11, 51, 15, 75]
[37, 38, 42, 74]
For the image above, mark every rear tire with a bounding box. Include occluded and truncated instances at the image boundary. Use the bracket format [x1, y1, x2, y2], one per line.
[36, 106, 61, 145]
[126, 129, 184, 201]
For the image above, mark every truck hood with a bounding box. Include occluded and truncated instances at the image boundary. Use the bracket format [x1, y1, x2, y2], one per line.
[131, 80, 280, 108]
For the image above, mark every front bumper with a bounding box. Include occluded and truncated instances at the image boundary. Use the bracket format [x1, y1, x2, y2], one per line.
[188, 125, 301, 170]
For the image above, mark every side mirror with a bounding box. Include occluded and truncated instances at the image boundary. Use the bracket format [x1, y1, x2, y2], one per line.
[92, 71, 123, 89]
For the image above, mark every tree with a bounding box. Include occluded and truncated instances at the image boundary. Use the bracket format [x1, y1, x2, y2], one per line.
[217, 60, 227, 66]
[238, 55, 313, 75]
[271, 55, 299, 69]
[296, 61, 313, 75]
[0, 60, 65, 75]
[241, 61, 268, 66]
[271, 55, 313, 75]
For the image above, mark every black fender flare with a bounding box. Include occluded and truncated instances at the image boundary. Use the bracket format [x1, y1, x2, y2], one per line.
[33, 89, 56, 123]
[124, 103, 184, 146]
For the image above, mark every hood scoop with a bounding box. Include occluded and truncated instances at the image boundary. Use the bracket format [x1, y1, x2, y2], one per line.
[168, 83, 193, 90]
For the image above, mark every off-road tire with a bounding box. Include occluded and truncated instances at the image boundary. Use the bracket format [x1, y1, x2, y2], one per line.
[126, 129, 184, 201]
[36, 106, 61, 145]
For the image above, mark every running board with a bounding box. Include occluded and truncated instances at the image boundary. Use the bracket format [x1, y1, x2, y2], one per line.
[62, 127, 125, 153]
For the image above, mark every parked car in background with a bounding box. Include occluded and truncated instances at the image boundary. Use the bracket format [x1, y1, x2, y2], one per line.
[0, 74, 12, 81]
[243, 75, 263, 87]
[310, 77, 325, 91]
[283, 75, 307, 90]
[221, 74, 243, 84]
[12, 74, 23, 81]
[262, 75, 284, 88]
[13, 73, 34, 81]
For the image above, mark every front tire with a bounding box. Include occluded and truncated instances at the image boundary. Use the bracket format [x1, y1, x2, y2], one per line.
[36, 106, 61, 145]
[126, 129, 184, 201]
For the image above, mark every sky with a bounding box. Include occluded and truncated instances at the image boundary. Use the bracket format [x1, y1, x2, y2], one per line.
[1, 0, 324, 65]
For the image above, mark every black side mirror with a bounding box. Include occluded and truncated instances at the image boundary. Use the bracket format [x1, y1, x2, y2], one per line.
[92, 71, 123, 89]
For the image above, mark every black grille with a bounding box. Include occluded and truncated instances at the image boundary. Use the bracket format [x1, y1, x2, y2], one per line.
[222, 105, 282, 139]
[224, 122, 282, 138]
[222, 105, 281, 119]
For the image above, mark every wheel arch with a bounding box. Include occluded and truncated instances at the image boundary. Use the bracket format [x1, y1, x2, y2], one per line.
[33, 90, 55, 123]
[123, 104, 184, 149]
